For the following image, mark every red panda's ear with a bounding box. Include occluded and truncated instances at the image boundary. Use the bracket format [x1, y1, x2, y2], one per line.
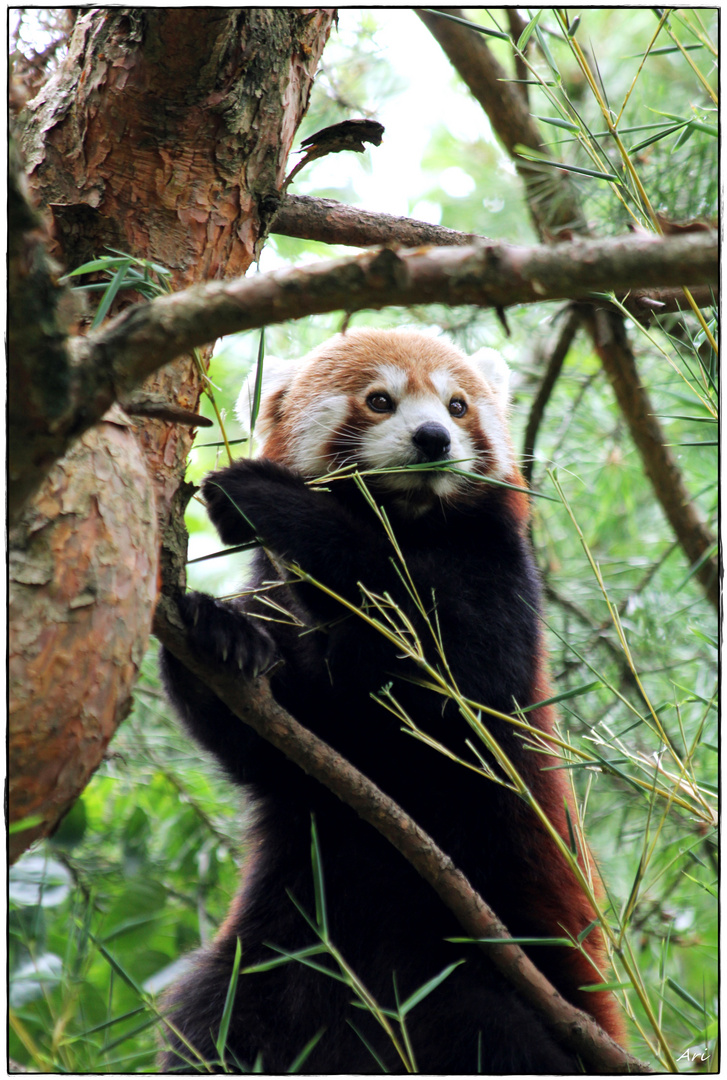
[469, 348, 511, 410]
[235, 356, 298, 440]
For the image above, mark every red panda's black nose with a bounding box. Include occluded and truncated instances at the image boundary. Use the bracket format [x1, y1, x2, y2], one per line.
[412, 422, 451, 462]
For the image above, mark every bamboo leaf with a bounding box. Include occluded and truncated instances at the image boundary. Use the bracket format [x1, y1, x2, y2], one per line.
[90, 258, 133, 329]
[658, 414, 717, 423]
[91, 937, 145, 996]
[534, 114, 580, 132]
[517, 11, 543, 51]
[577, 919, 600, 944]
[518, 680, 602, 713]
[672, 123, 697, 151]
[216, 937, 243, 1062]
[563, 800, 579, 855]
[666, 976, 711, 1016]
[448, 936, 573, 946]
[101, 915, 162, 944]
[674, 542, 719, 593]
[534, 24, 559, 78]
[681, 873, 717, 898]
[288, 1028, 327, 1073]
[688, 120, 718, 137]
[77, 1005, 147, 1038]
[311, 816, 328, 939]
[248, 328, 266, 444]
[346, 1022, 390, 1073]
[689, 628, 718, 649]
[418, 8, 510, 40]
[397, 961, 464, 1016]
[64, 256, 125, 277]
[628, 121, 690, 153]
[241, 944, 327, 975]
[99, 1016, 159, 1056]
[514, 147, 620, 181]
[636, 43, 704, 56]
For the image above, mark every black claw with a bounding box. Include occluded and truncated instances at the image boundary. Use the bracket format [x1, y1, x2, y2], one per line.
[176, 591, 278, 678]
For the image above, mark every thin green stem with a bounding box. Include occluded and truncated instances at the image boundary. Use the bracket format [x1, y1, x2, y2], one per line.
[614, 10, 671, 126]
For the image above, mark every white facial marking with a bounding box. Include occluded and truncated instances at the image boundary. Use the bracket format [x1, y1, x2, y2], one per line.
[359, 386, 477, 500]
[370, 364, 410, 400]
[430, 370, 453, 399]
[474, 397, 514, 481]
[289, 393, 350, 474]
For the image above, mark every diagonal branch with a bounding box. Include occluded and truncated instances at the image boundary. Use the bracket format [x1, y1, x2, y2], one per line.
[416, 7, 587, 237]
[73, 231, 718, 409]
[270, 192, 483, 247]
[522, 308, 581, 486]
[152, 589, 652, 1075]
[582, 307, 718, 610]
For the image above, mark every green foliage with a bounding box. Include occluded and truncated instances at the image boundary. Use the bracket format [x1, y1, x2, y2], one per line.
[11, 8, 717, 1073]
[10, 647, 242, 1072]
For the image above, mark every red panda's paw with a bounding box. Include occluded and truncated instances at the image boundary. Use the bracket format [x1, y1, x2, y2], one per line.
[202, 459, 309, 547]
[177, 591, 278, 679]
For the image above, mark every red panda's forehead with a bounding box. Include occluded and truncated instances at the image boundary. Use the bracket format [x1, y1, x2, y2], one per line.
[291, 334, 489, 403]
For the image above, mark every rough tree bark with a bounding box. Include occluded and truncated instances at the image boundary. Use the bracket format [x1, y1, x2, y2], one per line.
[269, 194, 714, 315]
[9, 7, 334, 859]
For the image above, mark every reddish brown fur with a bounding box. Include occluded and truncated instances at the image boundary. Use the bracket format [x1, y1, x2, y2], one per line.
[257, 329, 511, 478]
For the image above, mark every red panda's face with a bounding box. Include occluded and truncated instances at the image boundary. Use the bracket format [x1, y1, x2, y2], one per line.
[236, 329, 518, 511]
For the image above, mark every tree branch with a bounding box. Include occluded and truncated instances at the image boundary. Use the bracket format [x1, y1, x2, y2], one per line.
[522, 308, 581, 486]
[270, 194, 715, 314]
[152, 590, 652, 1075]
[416, 7, 587, 236]
[81, 231, 717, 396]
[582, 307, 718, 610]
[12, 230, 716, 525]
[270, 193, 483, 247]
[8, 138, 80, 524]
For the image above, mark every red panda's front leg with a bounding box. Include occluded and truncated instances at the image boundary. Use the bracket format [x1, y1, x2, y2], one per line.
[159, 591, 279, 783]
[202, 459, 393, 616]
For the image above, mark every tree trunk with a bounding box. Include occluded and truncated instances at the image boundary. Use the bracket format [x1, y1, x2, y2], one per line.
[9, 8, 334, 860]
[9, 409, 157, 862]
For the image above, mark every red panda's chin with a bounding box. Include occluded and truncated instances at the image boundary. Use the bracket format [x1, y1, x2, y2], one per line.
[363, 465, 471, 512]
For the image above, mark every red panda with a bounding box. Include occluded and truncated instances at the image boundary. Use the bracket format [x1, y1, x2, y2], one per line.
[160, 328, 623, 1073]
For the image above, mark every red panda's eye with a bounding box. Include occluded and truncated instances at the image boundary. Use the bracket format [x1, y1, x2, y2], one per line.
[367, 392, 394, 413]
[449, 398, 467, 418]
